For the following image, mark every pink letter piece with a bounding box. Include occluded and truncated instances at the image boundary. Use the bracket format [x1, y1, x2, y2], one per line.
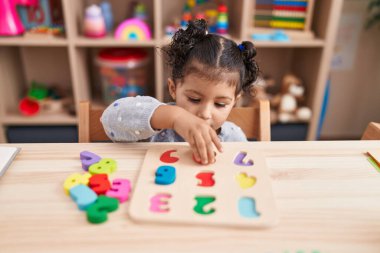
[150, 193, 171, 213]
[106, 179, 131, 203]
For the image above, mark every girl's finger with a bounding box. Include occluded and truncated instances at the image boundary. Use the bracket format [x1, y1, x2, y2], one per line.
[210, 129, 223, 153]
[190, 136, 201, 163]
[194, 133, 208, 165]
[202, 132, 215, 164]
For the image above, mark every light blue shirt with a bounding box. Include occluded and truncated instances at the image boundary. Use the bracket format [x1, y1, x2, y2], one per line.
[101, 96, 247, 142]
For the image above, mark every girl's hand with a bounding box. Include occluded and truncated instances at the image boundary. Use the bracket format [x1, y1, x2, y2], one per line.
[172, 112, 223, 165]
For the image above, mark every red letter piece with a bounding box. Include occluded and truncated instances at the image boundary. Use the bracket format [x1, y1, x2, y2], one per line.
[160, 149, 179, 163]
[196, 172, 215, 187]
[89, 174, 111, 195]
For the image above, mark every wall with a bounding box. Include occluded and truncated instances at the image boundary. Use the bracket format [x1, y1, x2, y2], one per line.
[321, 0, 380, 139]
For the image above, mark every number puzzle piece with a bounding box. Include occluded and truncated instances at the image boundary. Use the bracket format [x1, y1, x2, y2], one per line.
[70, 184, 98, 211]
[63, 172, 91, 195]
[236, 172, 257, 189]
[106, 179, 131, 203]
[159, 149, 179, 163]
[150, 193, 171, 213]
[196, 171, 215, 187]
[238, 197, 260, 218]
[89, 158, 117, 175]
[86, 195, 119, 224]
[155, 165, 176, 185]
[194, 196, 216, 215]
[192, 152, 217, 165]
[89, 174, 111, 195]
[80, 151, 101, 171]
[234, 152, 254, 166]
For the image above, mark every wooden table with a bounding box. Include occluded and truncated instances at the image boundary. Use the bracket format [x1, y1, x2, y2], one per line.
[1, 141, 380, 253]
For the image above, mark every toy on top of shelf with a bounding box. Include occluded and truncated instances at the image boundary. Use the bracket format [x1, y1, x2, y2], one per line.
[252, 29, 290, 42]
[165, 0, 229, 38]
[114, 18, 151, 41]
[0, 0, 38, 36]
[216, 3, 228, 35]
[83, 4, 106, 38]
[114, 2, 151, 41]
[18, 81, 72, 116]
[252, 0, 315, 40]
[99, 0, 113, 33]
[271, 74, 312, 124]
[17, 0, 64, 30]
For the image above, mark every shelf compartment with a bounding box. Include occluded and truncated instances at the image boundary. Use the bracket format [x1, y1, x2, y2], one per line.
[0, 46, 75, 125]
[74, 47, 156, 106]
[71, 0, 156, 41]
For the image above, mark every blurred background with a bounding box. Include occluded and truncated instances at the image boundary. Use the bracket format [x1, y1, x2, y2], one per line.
[0, 0, 379, 143]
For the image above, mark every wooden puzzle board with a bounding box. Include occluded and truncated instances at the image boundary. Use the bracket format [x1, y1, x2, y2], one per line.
[129, 145, 278, 228]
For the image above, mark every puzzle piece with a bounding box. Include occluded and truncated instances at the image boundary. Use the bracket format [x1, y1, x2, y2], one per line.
[192, 152, 217, 165]
[160, 149, 179, 163]
[86, 195, 119, 224]
[63, 172, 91, 195]
[80, 151, 101, 171]
[89, 158, 117, 175]
[70, 184, 98, 211]
[236, 172, 257, 189]
[234, 152, 254, 166]
[155, 165, 176, 185]
[238, 197, 260, 218]
[106, 179, 131, 203]
[150, 193, 171, 213]
[196, 171, 215, 187]
[89, 174, 111, 195]
[193, 196, 216, 215]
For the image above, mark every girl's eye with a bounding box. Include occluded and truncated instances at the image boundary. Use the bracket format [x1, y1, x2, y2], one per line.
[215, 103, 226, 108]
[188, 97, 200, 103]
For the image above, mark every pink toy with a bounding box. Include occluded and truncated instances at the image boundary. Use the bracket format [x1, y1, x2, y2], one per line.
[0, 0, 38, 36]
[83, 4, 106, 38]
[149, 193, 171, 213]
[114, 18, 151, 41]
[106, 179, 131, 203]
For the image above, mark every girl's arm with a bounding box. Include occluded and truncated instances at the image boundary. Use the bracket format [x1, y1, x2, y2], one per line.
[101, 96, 164, 142]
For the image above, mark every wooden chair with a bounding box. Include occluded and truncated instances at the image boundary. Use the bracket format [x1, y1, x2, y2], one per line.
[361, 122, 380, 140]
[78, 100, 271, 142]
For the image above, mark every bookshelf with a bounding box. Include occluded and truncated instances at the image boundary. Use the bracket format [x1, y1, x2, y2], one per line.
[0, 0, 343, 143]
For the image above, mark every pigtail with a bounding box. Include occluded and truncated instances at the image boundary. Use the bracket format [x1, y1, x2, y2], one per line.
[240, 41, 259, 93]
[164, 19, 208, 80]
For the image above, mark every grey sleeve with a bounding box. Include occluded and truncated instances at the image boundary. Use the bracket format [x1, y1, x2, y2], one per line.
[100, 96, 164, 142]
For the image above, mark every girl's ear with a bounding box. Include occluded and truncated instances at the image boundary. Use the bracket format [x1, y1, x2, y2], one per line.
[168, 78, 176, 100]
[234, 93, 242, 106]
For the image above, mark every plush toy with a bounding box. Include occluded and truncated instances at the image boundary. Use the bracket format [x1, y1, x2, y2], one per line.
[271, 74, 312, 123]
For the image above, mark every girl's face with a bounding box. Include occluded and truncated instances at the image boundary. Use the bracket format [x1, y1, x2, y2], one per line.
[168, 73, 239, 131]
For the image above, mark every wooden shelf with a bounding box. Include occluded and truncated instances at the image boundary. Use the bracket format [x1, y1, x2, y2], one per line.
[251, 39, 325, 48]
[0, 0, 344, 142]
[2, 111, 77, 125]
[0, 36, 68, 46]
[74, 36, 157, 47]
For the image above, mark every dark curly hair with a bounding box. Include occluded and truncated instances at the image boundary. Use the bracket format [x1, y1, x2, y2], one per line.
[163, 19, 259, 95]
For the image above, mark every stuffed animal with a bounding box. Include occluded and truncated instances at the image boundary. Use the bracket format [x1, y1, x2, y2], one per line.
[271, 74, 312, 123]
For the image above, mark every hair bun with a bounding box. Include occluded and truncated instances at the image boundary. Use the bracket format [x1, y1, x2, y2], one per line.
[240, 41, 259, 92]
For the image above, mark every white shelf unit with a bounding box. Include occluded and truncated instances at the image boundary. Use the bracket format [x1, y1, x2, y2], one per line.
[0, 0, 343, 143]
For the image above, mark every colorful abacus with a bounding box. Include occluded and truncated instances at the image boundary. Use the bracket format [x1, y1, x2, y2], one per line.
[63, 151, 131, 224]
[255, 0, 311, 30]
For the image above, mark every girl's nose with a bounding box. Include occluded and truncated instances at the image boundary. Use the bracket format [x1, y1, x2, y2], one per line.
[197, 107, 212, 120]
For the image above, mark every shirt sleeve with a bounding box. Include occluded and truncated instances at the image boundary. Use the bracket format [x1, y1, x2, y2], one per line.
[221, 121, 248, 142]
[100, 96, 164, 142]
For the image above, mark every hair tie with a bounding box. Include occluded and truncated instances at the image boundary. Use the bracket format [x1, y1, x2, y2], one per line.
[238, 44, 245, 52]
